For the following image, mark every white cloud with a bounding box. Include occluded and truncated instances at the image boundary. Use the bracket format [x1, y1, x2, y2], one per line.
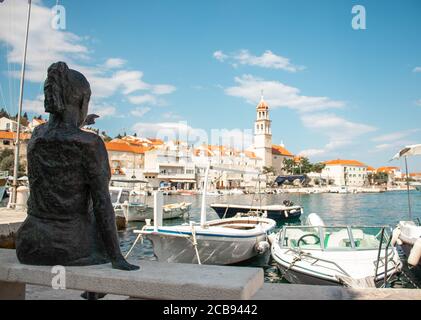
[213, 50, 227, 62]
[128, 94, 157, 105]
[132, 121, 253, 149]
[372, 129, 421, 143]
[0, 1, 175, 114]
[298, 148, 326, 158]
[214, 50, 304, 72]
[299, 113, 376, 157]
[416, 99, 421, 106]
[152, 84, 176, 95]
[225, 75, 344, 112]
[90, 102, 117, 118]
[162, 112, 182, 120]
[104, 58, 126, 69]
[132, 121, 199, 141]
[413, 67, 421, 73]
[23, 95, 45, 115]
[131, 107, 151, 117]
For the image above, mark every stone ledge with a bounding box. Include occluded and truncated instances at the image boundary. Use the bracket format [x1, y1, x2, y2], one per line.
[253, 283, 421, 300]
[0, 249, 263, 300]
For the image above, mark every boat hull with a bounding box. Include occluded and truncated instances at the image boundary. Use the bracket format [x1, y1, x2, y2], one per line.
[211, 205, 302, 221]
[146, 232, 268, 265]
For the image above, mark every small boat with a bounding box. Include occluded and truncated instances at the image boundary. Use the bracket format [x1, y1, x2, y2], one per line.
[129, 165, 276, 265]
[126, 201, 192, 221]
[210, 200, 303, 222]
[138, 216, 275, 265]
[410, 182, 421, 192]
[271, 213, 402, 287]
[392, 220, 421, 278]
[329, 186, 349, 194]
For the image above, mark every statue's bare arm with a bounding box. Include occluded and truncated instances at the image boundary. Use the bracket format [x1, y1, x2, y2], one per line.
[87, 136, 139, 271]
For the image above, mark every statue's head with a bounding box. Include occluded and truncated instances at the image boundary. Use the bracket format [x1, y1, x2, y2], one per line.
[44, 62, 92, 127]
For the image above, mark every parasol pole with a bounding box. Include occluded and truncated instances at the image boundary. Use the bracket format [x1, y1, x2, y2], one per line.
[11, 0, 32, 209]
[404, 156, 412, 220]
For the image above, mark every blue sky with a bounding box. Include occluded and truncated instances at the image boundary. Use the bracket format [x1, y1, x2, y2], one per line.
[0, 0, 421, 170]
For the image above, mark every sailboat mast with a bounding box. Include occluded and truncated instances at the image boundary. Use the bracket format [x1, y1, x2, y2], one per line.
[11, 0, 32, 208]
[200, 164, 210, 228]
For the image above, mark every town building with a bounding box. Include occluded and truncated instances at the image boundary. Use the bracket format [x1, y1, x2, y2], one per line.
[105, 138, 151, 178]
[321, 159, 369, 187]
[143, 140, 196, 190]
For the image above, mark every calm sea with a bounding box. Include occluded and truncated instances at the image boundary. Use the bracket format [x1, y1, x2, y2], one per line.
[118, 191, 421, 287]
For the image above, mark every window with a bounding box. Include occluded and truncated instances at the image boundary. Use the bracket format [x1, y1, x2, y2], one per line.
[3, 140, 10, 145]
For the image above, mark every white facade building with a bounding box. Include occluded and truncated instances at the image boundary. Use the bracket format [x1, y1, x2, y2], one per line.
[321, 160, 368, 187]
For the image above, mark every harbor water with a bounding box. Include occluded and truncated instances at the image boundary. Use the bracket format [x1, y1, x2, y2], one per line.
[118, 190, 421, 287]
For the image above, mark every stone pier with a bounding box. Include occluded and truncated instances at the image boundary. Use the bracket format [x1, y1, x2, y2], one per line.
[0, 208, 27, 249]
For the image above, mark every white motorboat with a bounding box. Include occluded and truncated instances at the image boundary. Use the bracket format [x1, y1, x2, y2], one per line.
[129, 165, 276, 265]
[109, 186, 148, 222]
[271, 214, 402, 287]
[123, 200, 192, 222]
[410, 182, 421, 192]
[392, 220, 421, 278]
[390, 144, 421, 279]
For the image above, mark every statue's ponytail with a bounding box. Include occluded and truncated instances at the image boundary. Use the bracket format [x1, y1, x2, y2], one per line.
[44, 61, 69, 115]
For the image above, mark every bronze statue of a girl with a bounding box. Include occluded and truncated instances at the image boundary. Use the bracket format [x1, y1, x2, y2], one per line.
[16, 62, 138, 271]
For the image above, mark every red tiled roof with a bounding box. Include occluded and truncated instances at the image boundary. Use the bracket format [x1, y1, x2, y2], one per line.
[376, 166, 399, 173]
[105, 141, 151, 154]
[0, 131, 31, 140]
[244, 151, 260, 160]
[324, 159, 367, 167]
[272, 145, 293, 157]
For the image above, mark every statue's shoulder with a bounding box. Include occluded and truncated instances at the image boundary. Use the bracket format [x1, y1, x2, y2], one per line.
[30, 123, 48, 139]
[79, 130, 106, 149]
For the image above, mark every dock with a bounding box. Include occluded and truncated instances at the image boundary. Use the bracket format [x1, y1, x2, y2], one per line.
[1, 249, 420, 300]
[0, 208, 27, 248]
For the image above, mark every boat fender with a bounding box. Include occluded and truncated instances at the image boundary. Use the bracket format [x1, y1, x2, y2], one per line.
[391, 228, 402, 246]
[408, 238, 421, 267]
[255, 241, 270, 255]
[306, 213, 325, 227]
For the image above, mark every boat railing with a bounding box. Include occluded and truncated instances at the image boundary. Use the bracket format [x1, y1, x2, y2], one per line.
[374, 227, 395, 287]
[285, 248, 351, 277]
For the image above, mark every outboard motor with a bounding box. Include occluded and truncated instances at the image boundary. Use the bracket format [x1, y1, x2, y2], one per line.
[305, 213, 325, 227]
[283, 200, 294, 207]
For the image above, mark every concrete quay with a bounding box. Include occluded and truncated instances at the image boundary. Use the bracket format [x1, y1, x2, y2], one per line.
[1, 249, 421, 300]
[0, 208, 26, 249]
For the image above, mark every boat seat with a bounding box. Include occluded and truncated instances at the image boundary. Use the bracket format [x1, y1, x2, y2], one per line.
[325, 229, 352, 248]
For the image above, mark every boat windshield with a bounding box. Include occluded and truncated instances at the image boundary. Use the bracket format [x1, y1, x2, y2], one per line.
[281, 226, 389, 251]
[120, 190, 130, 203]
[109, 190, 119, 203]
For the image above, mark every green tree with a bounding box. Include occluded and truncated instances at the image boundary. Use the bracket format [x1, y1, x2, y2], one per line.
[373, 172, 388, 185]
[262, 166, 276, 175]
[283, 158, 296, 174]
[0, 149, 25, 176]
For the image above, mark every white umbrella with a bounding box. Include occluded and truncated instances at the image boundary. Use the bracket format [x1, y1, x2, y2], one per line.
[391, 144, 421, 220]
[391, 144, 421, 160]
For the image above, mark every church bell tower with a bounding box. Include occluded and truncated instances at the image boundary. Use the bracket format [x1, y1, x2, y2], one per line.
[254, 95, 272, 168]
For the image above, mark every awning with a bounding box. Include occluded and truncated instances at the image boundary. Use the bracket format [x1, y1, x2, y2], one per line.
[170, 179, 197, 183]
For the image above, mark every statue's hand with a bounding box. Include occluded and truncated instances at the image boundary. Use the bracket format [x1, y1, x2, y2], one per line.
[111, 257, 140, 271]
